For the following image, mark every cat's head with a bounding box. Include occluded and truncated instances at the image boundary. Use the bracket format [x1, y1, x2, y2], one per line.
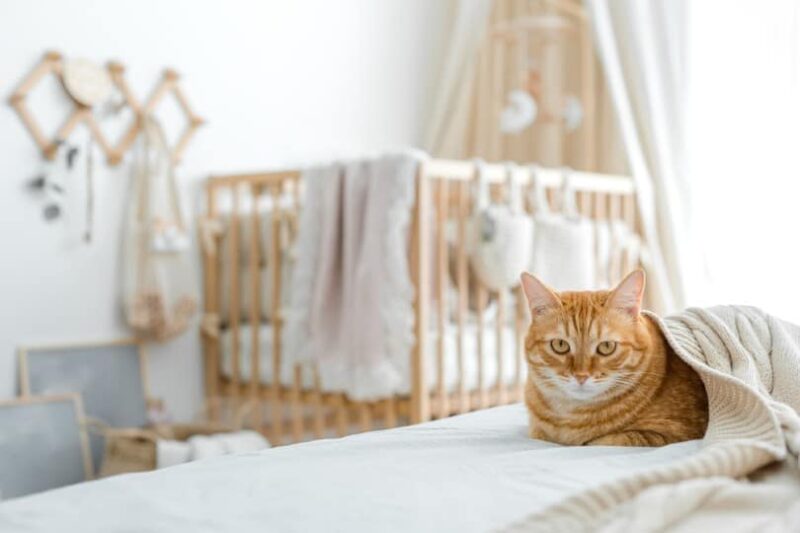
[520, 270, 654, 402]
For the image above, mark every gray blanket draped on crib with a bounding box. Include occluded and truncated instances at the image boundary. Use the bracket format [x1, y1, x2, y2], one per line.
[283, 152, 422, 400]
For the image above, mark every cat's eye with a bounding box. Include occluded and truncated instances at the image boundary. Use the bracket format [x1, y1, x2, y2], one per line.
[596, 341, 617, 356]
[550, 339, 570, 355]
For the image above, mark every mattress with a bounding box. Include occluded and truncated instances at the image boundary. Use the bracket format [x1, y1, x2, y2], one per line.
[0, 404, 702, 533]
[220, 322, 522, 393]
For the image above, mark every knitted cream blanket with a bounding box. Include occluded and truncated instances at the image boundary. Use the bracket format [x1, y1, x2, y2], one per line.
[507, 306, 800, 532]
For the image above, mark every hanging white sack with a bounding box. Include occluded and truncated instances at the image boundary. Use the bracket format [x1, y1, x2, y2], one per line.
[594, 217, 647, 289]
[123, 117, 198, 341]
[467, 160, 534, 292]
[528, 167, 595, 291]
[594, 219, 613, 289]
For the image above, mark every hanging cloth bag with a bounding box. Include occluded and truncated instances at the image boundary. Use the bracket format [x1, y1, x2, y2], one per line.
[123, 117, 198, 341]
[467, 160, 534, 291]
[528, 167, 596, 291]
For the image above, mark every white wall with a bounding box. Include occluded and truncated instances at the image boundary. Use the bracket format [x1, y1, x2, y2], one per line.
[0, 0, 451, 420]
[686, 1, 800, 320]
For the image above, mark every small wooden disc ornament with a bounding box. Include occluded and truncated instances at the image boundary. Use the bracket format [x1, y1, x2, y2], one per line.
[62, 58, 113, 107]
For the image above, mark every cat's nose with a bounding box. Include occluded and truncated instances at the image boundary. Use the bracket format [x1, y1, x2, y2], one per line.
[574, 373, 589, 385]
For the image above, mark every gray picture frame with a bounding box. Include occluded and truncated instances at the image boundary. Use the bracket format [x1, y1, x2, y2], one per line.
[0, 394, 92, 500]
[18, 339, 150, 474]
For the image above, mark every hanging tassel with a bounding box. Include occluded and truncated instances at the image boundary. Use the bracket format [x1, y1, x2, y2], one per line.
[84, 136, 94, 243]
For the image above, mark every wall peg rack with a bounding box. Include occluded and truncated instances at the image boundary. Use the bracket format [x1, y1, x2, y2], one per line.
[9, 51, 205, 165]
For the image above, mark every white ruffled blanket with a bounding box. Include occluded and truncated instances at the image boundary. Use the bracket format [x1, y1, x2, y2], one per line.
[283, 152, 422, 400]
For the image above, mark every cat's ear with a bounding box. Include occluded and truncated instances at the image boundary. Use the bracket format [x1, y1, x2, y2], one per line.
[520, 273, 561, 316]
[608, 270, 645, 317]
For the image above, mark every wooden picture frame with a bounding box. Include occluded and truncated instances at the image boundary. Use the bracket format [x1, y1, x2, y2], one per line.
[0, 394, 92, 499]
[18, 338, 150, 474]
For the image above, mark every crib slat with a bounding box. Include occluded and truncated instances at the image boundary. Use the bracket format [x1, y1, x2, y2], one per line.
[269, 184, 283, 445]
[409, 170, 431, 424]
[291, 364, 303, 442]
[608, 194, 621, 222]
[204, 187, 221, 420]
[248, 184, 262, 430]
[436, 180, 449, 419]
[593, 192, 607, 221]
[335, 394, 348, 437]
[514, 286, 525, 399]
[496, 289, 507, 405]
[229, 185, 242, 408]
[623, 193, 636, 230]
[291, 179, 301, 240]
[474, 158, 488, 410]
[456, 181, 469, 414]
[312, 366, 324, 439]
[385, 397, 398, 428]
[358, 404, 371, 433]
[287, 181, 310, 441]
[578, 190, 591, 217]
[547, 187, 558, 213]
[497, 141, 514, 400]
[477, 283, 488, 409]
[609, 194, 623, 282]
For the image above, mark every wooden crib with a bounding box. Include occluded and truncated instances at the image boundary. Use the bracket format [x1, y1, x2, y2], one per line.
[200, 159, 639, 445]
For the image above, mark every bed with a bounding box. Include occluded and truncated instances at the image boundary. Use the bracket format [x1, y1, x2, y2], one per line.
[6, 310, 800, 532]
[0, 404, 701, 533]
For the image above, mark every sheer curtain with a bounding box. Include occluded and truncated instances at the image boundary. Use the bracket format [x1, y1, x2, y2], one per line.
[585, 0, 697, 313]
[429, 0, 778, 314]
[687, 1, 800, 320]
[425, 0, 493, 158]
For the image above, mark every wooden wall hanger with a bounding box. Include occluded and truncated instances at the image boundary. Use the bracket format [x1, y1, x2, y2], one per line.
[142, 69, 206, 165]
[9, 51, 205, 166]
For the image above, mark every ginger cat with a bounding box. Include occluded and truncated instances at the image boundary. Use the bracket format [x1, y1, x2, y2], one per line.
[520, 270, 708, 446]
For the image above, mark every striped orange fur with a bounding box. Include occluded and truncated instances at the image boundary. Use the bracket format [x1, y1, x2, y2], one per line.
[520, 270, 708, 446]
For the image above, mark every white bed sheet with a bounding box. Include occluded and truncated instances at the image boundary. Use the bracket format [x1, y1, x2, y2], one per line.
[220, 322, 523, 393]
[0, 404, 701, 533]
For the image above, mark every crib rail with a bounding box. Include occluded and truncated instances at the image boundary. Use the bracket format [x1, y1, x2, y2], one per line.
[201, 160, 639, 444]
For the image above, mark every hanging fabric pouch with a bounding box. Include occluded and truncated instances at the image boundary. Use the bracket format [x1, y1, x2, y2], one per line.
[467, 160, 534, 292]
[528, 167, 596, 291]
